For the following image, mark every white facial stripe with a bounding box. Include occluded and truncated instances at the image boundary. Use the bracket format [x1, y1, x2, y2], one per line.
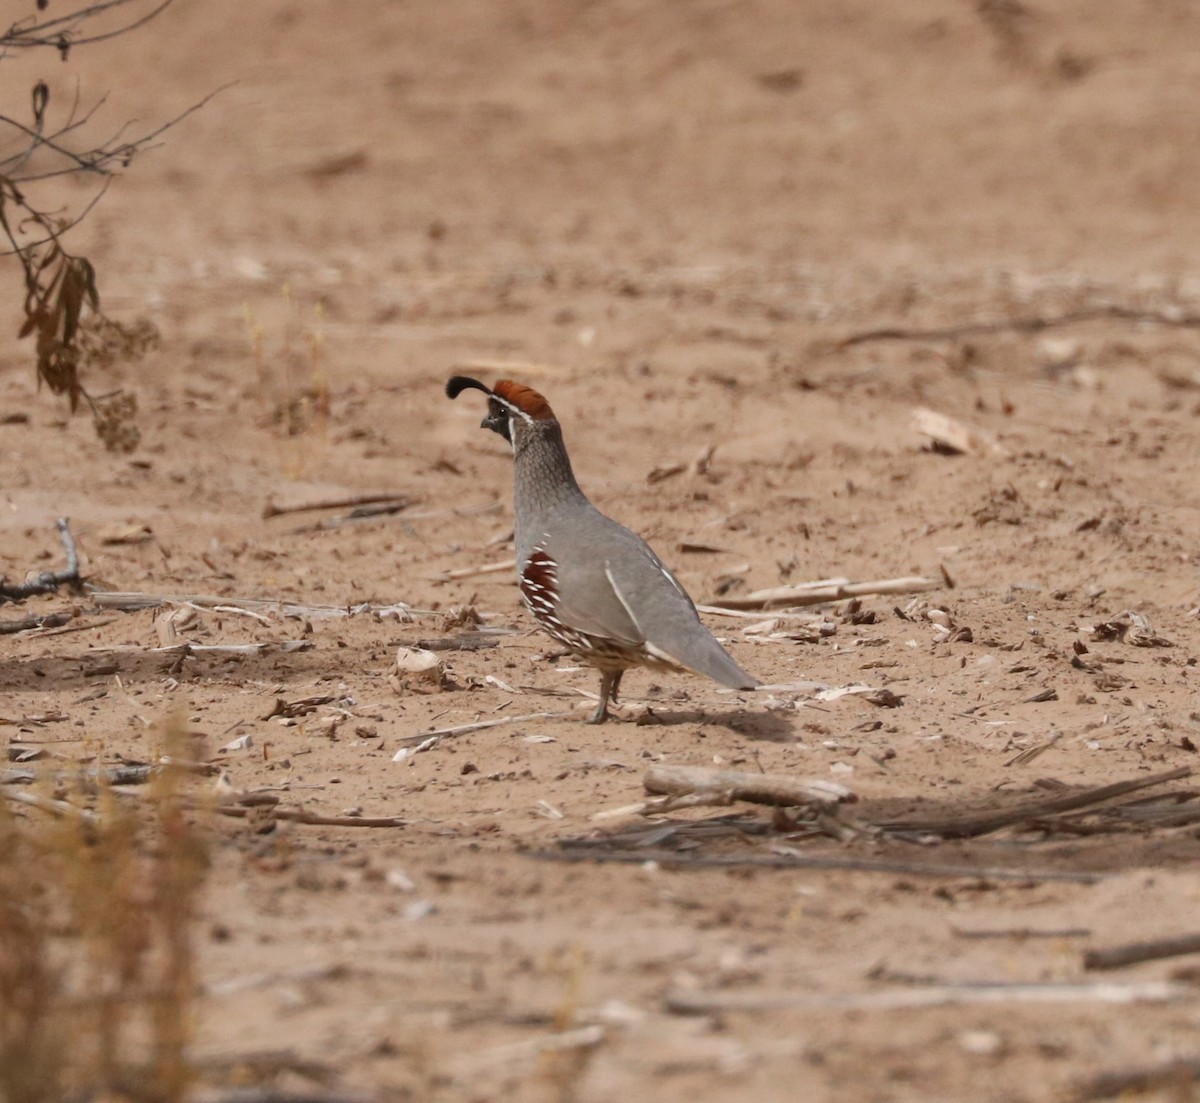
[491, 395, 535, 425]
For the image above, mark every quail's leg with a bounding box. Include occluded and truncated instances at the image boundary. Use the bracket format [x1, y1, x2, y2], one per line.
[609, 670, 624, 705]
[588, 670, 620, 724]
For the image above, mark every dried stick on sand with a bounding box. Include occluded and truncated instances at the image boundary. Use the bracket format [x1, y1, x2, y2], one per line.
[708, 575, 940, 611]
[3, 789, 97, 823]
[837, 304, 1200, 349]
[1085, 933, 1200, 972]
[541, 847, 1103, 883]
[441, 559, 517, 581]
[213, 804, 406, 828]
[262, 492, 414, 519]
[664, 980, 1186, 1016]
[0, 518, 81, 604]
[644, 765, 856, 808]
[90, 591, 437, 618]
[882, 765, 1191, 839]
[395, 711, 572, 752]
[1077, 1058, 1200, 1101]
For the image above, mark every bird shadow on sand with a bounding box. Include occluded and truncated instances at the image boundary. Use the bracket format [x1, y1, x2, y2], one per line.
[618, 705, 795, 742]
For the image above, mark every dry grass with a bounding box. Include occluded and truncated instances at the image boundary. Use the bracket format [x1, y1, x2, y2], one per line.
[0, 718, 208, 1103]
[243, 287, 331, 477]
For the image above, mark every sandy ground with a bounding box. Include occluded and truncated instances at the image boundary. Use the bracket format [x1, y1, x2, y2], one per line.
[6, 2, 1200, 1100]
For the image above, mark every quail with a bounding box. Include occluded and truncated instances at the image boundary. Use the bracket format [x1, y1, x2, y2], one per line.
[446, 375, 759, 723]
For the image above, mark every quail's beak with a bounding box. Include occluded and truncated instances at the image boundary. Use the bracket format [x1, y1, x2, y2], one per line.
[481, 407, 511, 442]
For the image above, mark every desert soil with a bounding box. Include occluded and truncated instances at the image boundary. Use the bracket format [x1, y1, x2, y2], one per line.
[5, 2, 1200, 1100]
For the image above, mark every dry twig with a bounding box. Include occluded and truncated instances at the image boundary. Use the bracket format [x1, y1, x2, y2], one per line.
[394, 711, 571, 753]
[0, 518, 80, 604]
[262, 492, 413, 519]
[1076, 1058, 1200, 1101]
[881, 766, 1191, 839]
[539, 847, 1102, 883]
[838, 304, 1200, 349]
[665, 980, 1186, 1016]
[1084, 933, 1200, 972]
[709, 575, 939, 611]
[643, 765, 856, 809]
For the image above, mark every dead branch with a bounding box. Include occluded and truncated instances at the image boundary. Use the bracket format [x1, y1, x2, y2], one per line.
[89, 590, 437, 618]
[664, 980, 1185, 1016]
[1084, 933, 1200, 972]
[952, 926, 1092, 940]
[0, 518, 80, 604]
[212, 803, 405, 829]
[536, 847, 1103, 884]
[838, 304, 1200, 349]
[881, 765, 1191, 839]
[189, 1091, 374, 1103]
[1, 3, 221, 440]
[0, 609, 74, 633]
[288, 498, 502, 534]
[262, 492, 414, 519]
[441, 559, 517, 581]
[2, 2, 176, 55]
[643, 765, 856, 809]
[394, 711, 572, 756]
[1076, 1059, 1200, 1101]
[3, 789, 98, 823]
[708, 575, 940, 611]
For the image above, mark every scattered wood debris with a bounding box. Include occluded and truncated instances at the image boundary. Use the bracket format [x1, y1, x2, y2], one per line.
[543, 765, 1196, 884]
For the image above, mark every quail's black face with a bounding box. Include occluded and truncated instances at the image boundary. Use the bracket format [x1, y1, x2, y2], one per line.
[482, 398, 512, 443]
[445, 374, 514, 445]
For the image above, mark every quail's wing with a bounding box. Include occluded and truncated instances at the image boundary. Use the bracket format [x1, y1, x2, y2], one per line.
[548, 517, 758, 689]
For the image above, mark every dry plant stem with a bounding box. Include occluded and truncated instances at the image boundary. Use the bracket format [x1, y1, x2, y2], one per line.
[1076, 1059, 1200, 1101]
[837, 303, 1200, 348]
[644, 765, 856, 808]
[696, 604, 840, 621]
[462, 1025, 606, 1070]
[196, 1085, 367, 1103]
[1084, 933, 1200, 972]
[0, 518, 80, 604]
[211, 804, 405, 828]
[0, 610, 74, 634]
[90, 590, 437, 617]
[123, 641, 312, 656]
[443, 559, 517, 580]
[22, 615, 117, 637]
[883, 765, 1191, 839]
[953, 926, 1092, 940]
[664, 980, 1185, 1016]
[3, 788, 97, 823]
[262, 492, 412, 519]
[395, 711, 571, 749]
[289, 498, 503, 534]
[540, 848, 1103, 883]
[709, 575, 939, 610]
